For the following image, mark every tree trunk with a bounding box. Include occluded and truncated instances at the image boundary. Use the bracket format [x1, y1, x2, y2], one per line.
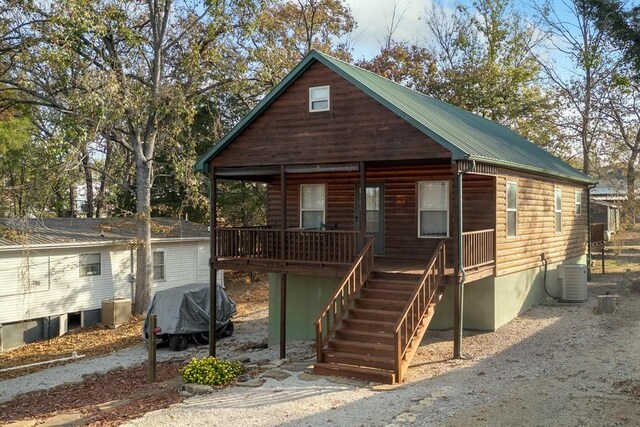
[68, 184, 76, 217]
[133, 157, 153, 314]
[81, 146, 94, 218]
[627, 151, 638, 225]
[95, 140, 112, 218]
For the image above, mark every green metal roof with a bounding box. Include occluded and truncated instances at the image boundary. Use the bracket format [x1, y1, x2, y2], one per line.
[196, 50, 595, 184]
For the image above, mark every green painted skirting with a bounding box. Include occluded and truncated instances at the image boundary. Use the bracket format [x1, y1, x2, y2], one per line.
[430, 255, 587, 331]
[268, 274, 341, 345]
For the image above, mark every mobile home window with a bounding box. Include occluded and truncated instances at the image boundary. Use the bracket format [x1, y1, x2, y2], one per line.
[506, 182, 517, 237]
[309, 86, 330, 112]
[300, 184, 325, 229]
[153, 250, 165, 280]
[555, 188, 562, 233]
[80, 253, 101, 276]
[418, 181, 449, 238]
[575, 190, 582, 215]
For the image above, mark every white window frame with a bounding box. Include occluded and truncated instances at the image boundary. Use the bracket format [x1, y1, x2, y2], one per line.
[309, 85, 330, 112]
[555, 187, 562, 233]
[153, 250, 165, 281]
[575, 190, 582, 216]
[300, 184, 326, 229]
[79, 253, 101, 277]
[506, 181, 517, 238]
[418, 181, 449, 238]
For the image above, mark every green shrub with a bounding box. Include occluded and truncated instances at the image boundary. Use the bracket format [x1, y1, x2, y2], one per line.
[179, 356, 244, 386]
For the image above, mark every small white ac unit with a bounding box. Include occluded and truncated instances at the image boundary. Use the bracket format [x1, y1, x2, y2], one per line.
[557, 264, 588, 303]
[101, 298, 132, 327]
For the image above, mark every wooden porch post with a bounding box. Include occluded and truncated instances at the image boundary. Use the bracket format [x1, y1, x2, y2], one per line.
[209, 170, 217, 357]
[280, 165, 287, 359]
[452, 164, 461, 359]
[359, 161, 366, 249]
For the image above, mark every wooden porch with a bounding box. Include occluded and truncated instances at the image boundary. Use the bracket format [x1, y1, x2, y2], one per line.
[211, 227, 496, 283]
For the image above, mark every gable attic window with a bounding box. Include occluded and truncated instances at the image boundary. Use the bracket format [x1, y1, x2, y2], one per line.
[309, 86, 330, 112]
[80, 253, 101, 277]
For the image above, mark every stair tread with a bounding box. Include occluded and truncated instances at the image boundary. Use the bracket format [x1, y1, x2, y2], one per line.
[328, 338, 394, 352]
[324, 350, 395, 363]
[314, 363, 395, 384]
[342, 318, 396, 327]
[337, 329, 393, 338]
[349, 307, 404, 316]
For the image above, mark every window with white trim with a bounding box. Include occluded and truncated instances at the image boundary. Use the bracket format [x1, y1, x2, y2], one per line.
[555, 188, 562, 233]
[309, 86, 330, 112]
[80, 253, 101, 276]
[300, 184, 325, 229]
[153, 250, 165, 280]
[575, 190, 582, 215]
[506, 181, 517, 237]
[418, 181, 449, 238]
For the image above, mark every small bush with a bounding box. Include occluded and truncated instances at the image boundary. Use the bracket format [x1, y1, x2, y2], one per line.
[179, 356, 244, 386]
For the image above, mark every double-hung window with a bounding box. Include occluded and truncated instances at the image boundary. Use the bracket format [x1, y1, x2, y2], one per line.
[575, 190, 582, 215]
[555, 188, 562, 233]
[153, 250, 165, 280]
[300, 184, 325, 229]
[80, 253, 101, 276]
[418, 181, 449, 238]
[309, 86, 330, 112]
[506, 181, 517, 237]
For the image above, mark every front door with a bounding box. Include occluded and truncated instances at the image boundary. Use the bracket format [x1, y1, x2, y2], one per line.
[355, 183, 385, 255]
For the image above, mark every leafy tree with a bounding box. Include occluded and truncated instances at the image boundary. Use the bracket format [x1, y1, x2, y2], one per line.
[534, 0, 622, 174]
[422, 0, 562, 151]
[1, 0, 257, 313]
[587, 0, 640, 75]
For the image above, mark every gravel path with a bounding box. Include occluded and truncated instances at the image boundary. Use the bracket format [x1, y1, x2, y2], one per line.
[3, 275, 638, 426]
[124, 275, 640, 427]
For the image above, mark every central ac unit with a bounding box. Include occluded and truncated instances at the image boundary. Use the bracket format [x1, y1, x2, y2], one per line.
[557, 264, 588, 303]
[101, 298, 132, 327]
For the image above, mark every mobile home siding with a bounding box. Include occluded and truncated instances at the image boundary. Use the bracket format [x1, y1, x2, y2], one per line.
[0, 241, 211, 326]
[495, 170, 588, 276]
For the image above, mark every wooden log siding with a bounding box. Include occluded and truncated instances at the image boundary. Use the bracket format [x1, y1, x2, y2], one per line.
[211, 61, 451, 168]
[495, 171, 588, 277]
[265, 166, 496, 263]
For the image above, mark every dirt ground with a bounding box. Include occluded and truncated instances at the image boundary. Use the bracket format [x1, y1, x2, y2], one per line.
[2, 230, 640, 426]
[0, 272, 269, 426]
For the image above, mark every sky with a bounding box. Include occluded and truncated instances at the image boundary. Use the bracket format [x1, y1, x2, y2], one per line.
[344, 0, 432, 59]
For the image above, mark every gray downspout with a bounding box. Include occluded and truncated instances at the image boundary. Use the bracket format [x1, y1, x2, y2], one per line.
[587, 183, 597, 280]
[454, 160, 475, 359]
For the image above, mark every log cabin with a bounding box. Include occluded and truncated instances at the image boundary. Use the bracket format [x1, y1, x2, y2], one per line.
[195, 50, 596, 384]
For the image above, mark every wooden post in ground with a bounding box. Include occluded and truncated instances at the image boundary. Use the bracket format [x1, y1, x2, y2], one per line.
[147, 314, 156, 383]
[209, 171, 218, 357]
[280, 165, 287, 359]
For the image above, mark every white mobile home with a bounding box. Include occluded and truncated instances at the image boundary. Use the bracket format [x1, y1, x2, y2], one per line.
[0, 218, 218, 351]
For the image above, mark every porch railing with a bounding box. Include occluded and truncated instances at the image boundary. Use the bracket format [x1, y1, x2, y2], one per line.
[214, 227, 359, 265]
[462, 229, 495, 269]
[315, 238, 375, 362]
[393, 239, 446, 383]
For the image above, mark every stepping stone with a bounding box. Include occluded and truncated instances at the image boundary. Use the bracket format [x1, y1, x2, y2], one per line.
[261, 370, 291, 380]
[237, 378, 265, 387]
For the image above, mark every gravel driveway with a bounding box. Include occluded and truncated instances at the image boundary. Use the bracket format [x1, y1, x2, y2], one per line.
[121, 275, 640, 427]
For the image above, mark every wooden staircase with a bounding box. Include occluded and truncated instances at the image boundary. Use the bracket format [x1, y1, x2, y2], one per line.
[314, 240, 447, 384]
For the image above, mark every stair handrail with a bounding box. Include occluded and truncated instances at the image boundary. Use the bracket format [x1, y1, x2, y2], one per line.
[315, 237, 375, 363]
[393, 240, 446, 383]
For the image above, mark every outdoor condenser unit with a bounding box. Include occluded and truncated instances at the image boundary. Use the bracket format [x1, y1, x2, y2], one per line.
[557, 264, 588, 303]
[101, 298, 132, 327]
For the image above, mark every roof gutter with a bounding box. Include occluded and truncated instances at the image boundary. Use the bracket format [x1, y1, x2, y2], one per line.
[0, 236, 209, 252]
[454, 159, 475, 359]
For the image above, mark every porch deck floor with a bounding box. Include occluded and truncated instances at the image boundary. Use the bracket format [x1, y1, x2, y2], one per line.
[373, 257, 428, 276]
